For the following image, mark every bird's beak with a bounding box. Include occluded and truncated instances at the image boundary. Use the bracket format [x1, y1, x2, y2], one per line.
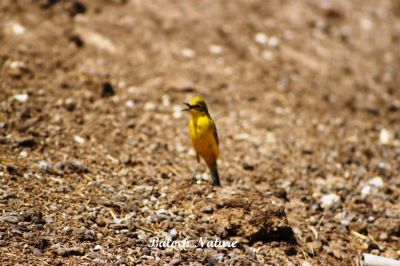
[182, 103, 191, 111]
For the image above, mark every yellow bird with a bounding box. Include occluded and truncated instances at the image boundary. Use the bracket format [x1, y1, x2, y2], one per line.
[183, 96, 221, 186]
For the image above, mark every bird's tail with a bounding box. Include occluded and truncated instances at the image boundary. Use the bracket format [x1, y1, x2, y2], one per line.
[210, 161, 221, 186]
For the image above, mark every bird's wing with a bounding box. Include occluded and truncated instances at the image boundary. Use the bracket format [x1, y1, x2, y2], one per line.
[212, 120, 219, 147]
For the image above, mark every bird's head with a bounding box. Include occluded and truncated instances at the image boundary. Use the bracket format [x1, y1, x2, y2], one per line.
[183, 96, 209, 115]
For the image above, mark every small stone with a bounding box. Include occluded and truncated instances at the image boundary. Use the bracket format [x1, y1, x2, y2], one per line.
[307, 241, 322, 257]
[379, 232, 388, 241]
[13, 93, 29, 102]
[209, 44, 223, 55]
[320, 194, 340, 209]
[201, 206, 214, 214]
[361, 185, 371, 198]
[181, 48, 195, 58]
[110, 224, 129, 230]
[64, 98, 76, 111]
[176, 144, 186, 153]
[57, 246, 85, 257]
[173, 105, 182, 119]
[309, 215, 320, 225]
[360, 18, 373, 31]
[78, 230, 96, 242]
[120, 229, 129, 234]
[74, 135, 85, 145]
[11, 228, 22, 236]
[69, 1, 87, 16]
[3, 215, 20, 224]
[69, 34, 84, 48]
[39, 160, 51, 171]
[17, 137, 36, 147]
[101, 82, 115, 97]
[168, 228, 178, 241]
[125, 100, 135, 109]
[268, 36, 280, 48]
[62, 160, 90, 174]
[340, 219, 350, 227]
[170, 258, 181, 266]
[379, 129, 392, 144]
[369, 177, 384, 187]
[254, 33, 268, 44]
[19, 150, 28, 157]
[33, 238, 50, 250]
[121, 154, 131, 165]
[285, 246, 297, 256]
[22, 210, 44, 224]
[144, 102, 156, 111]
[11, 23, 26, 35]
[162, 95, 170, 106]
[207, 253, 224, 264]
[242, 161, 255, 171]
[262, 50, 274, 60]
[63, 226, 73, 234]
[93, 244, 101, 251]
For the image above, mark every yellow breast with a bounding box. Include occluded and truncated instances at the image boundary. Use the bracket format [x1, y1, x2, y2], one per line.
[189, 115, 219, 165]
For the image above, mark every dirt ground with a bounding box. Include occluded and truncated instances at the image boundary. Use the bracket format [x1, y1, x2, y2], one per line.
[1, 0, 399, 265]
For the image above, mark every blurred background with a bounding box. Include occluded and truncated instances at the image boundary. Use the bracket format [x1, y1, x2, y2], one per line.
[0, 0, 399, 265]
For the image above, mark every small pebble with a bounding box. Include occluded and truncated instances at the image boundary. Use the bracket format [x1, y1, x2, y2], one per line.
[181, 48, 195, 58]
[379, 232, 388, 241]
[170, 258, 181, 266]
[63, 226, 73, 234]
[74, 135, 85, 145]
[13, 93, 29, 102]
[285, 246, 297, 256]
[101, 82, 115, 97]
[3, 215, 20, 224]
[208, 253, 224, 264]
[242, 161, 255, 171]
[125, 100, 135, 109]
[340, 220, 350, 227]
[173, 105, 182, 119]
[368, 177, 384, 187]
[361, 185, 371, 198]
[64, 98, 76, 111]
[162, 95, 170, 107]
[268, 36, 280, 48]
[320, 194, 340, 209]
[379, 129, 392, 144]
[17, 137, 36, 147]
[209, 44, 223, 55]
[19, 150, 28, 158]
[169, 228, 178, 241]
[144, 102, 156, 111]
[11, 23, 26, 35]
[39, 160, 51, 171]
[201, 206, 214, 214]
[254, 33, 268, 44]
[57, 246, 85, 257]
